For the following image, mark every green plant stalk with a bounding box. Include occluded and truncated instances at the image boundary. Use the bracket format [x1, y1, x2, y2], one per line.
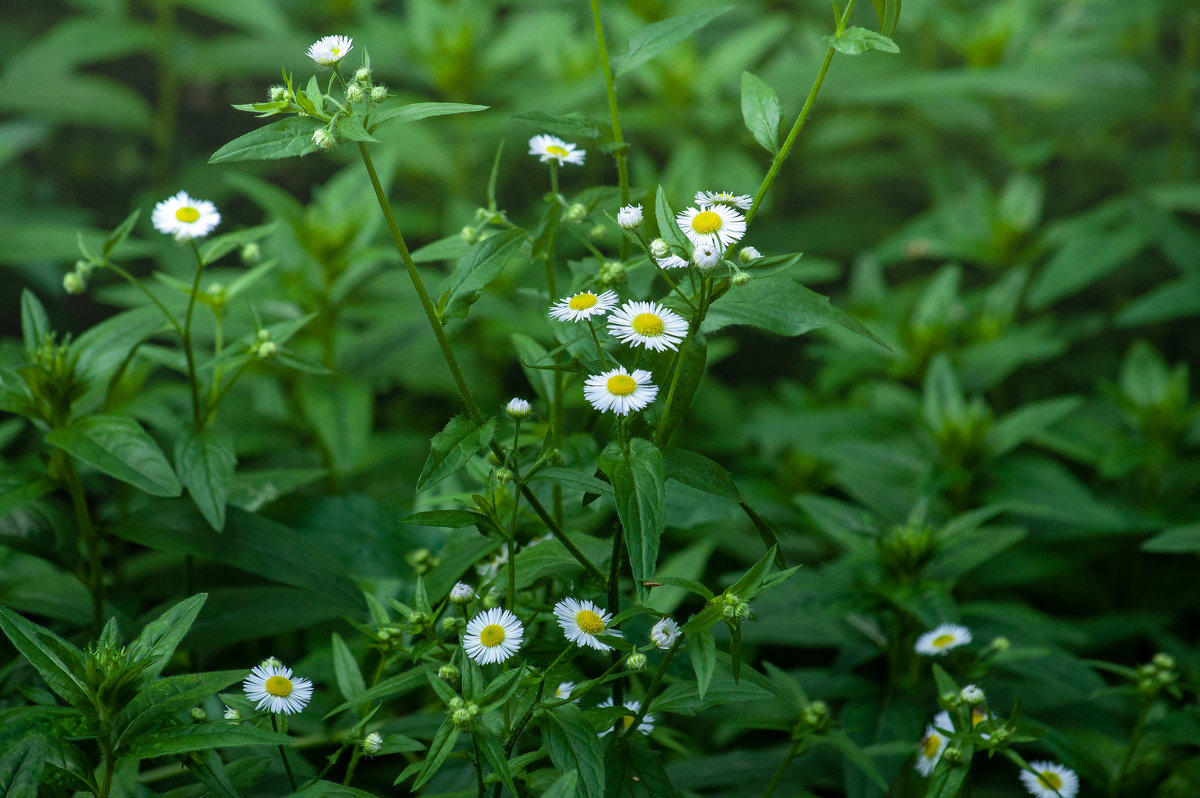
[654, 278, 711, 447]
[274, 714, 298, 791]
[589, 0, 631, 261]
[505, 419, 523, 610]
[608, 517, 624, 709]
[105, 263, 185, 338]
[745, 0, 857, 228]
[761, 737, 809, 798]
[342, 746, 363, 786]
[623, 636, 681, 737]
[183, 242, 208, 428]
[61, 455, 103, 633]
[472, 737, 486, 798]
[1112, 698, 1152, 797]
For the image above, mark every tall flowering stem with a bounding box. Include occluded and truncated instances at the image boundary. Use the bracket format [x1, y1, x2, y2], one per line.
[745, 0, 859, 227]
[589, 0, 631, 260]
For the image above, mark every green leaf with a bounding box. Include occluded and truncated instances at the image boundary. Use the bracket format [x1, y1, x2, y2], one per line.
[331, 633, 367, 714]
[703, 272, 888, 348]
[412, 719, 460, 790]
[437, 228, 527, 322]
[540, 703, 606, 798]
[112, 670, 244, 754]
[529, 467, 614, 496]
[923, 354, 966, 430]
[512, 333, 555, 401]
[662, 448, 740, 502]
[1028, 227, 1148, 309]
[689, 627, 716, 701]
[509, 110, 602, 140]
[102, 209, 140, 258]
[655, 185, 690, 251]
[542, 769, 580, 798]
[123, 722, 291, 759]
[655, 333, 707, 446]
[0, 607, 90, 708]
[740, 72, 781, 154]
[297, 377, 372, 477]
[476, 728, 519, 798]
[611, 6, 733, 77]
[817, 731, 889, 791]
[825, 26, 900, 55]
[20, 290, 50, 353]
[1117, 278, 1200, 326]
[599, 438, 665, 603]
[418, 415, 497, 491]
[987, 396, 1082, 457]
[602, 733, 675, 797]
[127, 593, 208, 683]
[1143, 523, 1200, 553]
[71, 306, 166, 399]
[333, 114, 378, 143]
[209, 117, 321, 163]
[402, 510, 499, 534]
[870, 0, 902, 36]
[46, 415, 181, 497]
[175, 428, 236, 532]
[368, 102, 489, 134]
[323, 669, 427, 719]
[0, 734, 46, 798]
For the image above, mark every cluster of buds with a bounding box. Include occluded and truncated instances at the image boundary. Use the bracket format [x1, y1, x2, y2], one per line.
[405, 547, 439, 575]
[250, 329, 277, 359]
[711, 592, 752, 627]
[878, 522, 936, 581]
[793, 700, 831, 737]
[1137, 652, 1179, 698]
[63, 259, 100, 295]
[448, 696, 481, 730]
[598, 260, 625, 286]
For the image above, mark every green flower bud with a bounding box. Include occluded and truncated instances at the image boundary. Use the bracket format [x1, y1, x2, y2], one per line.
[739, 245, 762, 263]
[255, 341, 278, 359]
[189, 707, 208, 723]
[1153, 653, 1176, 671]
[989, 636, 1010, 653]
[566, 203, 588, 224]
[626, 652, 647, 671]
[588, 223, 607, 240]
[346, 84, 365, 104]
[370, 86, 388, 103]
[63, 272, 86, 295]
[438, 663, 460, 682]
[312, 129, 336, 150]
[361, 731, 383, 755]
[240, 242, 262, 264]
[731, 271, 751, 287]
[650, 238, 670, 258]
[461, 226, 479, 244]
[354, 67, 372, 84]
[268, 85, 287, 102]
[441, 616, 465, 635]
[495, 467, 514, 484]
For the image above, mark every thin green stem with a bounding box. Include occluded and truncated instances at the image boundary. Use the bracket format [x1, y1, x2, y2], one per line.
[505, 419, 522, 610]
[586, 318, 612, 365]
[182, 242, 208, 428]
[589, 0, 631, 260]
[761, 738, 806, 798]
[622, 637, 680, 737]
[472, 737, 486, 798]
[274, 715, 298, 792]
[61, 456, 103, 634]
[105, 263, 184, 337]
[653, 279, 711, 447]
[608, 518, 624, 710]
[745, 0, 856, 228]
[358, 143, 484, 423]
[342, 747, 363, 787]
[1112, 699, 1152, 797]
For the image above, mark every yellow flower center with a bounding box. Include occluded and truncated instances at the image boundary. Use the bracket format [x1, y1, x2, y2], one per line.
[175, 207, 201, 223]
[331, 47, 341, 56]
[1038, 771, 1063, 790]
[480, 624, 506, 648]
[971, 708, 985, 727]
[691, 210, 722, 234]
[265, 675, 293, 697]
[568, 293, 598, 311]
[547, 145, 569, 157]
[575, 609, 605, 635]
[932, 633, 955, 648]
[922, 733, 942, 758]
[621, 714, 635, 730]
[607, 375, 637, 396]
[631, 313, 664, 337]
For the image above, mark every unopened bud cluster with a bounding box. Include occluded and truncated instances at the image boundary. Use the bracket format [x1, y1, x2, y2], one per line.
[1137, 652, 1178, 697]
[251, 329, 277, 359]
[794, 700, 830, 736]
[448, 696, 481, 730]
[711, 593, 751, 627]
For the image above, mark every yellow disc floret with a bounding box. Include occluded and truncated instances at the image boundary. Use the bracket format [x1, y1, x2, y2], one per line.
[569, 293, 598, 310]
[480, 624, 506, 647]
[691, 211, 722, 234]
[932, 634, 955, 648]
[575, 610, 605, 635]
[175, 207, 201, 223]
[265, 675, 294, 697]
[1038, 771, 1063, 790]
[547, 145, 569, 157]
[631, 313, 664, 337]
[607, 375, 637, 396]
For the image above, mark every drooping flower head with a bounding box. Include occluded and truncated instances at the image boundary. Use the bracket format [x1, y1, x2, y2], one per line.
[649, 617, 680, 650]
[463, 608, 524, 665]
[914, 712, 950, 777]
[914, 623, 973, 656]
[152, 191, 220, 241]
[1020, 761, 1080, 798]
[529, 134, 586, 166]
[695, 190, 753, 210]
[606, 300, 688, 352]
[243, 661, 314, 715]
[617, 204, 643, 229]
[677, 204, 746, 249]
[554, 597, 617, 651]
[307, 35, 354, 66]
[598, 697, 654, 736]
[583, 367, 657, 416]
[549, 289, 618, 323]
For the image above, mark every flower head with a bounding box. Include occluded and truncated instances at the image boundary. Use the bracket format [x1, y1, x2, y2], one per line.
[695, 190, 753, 210]
[529, 134, 586, 166]
[739, 245, 762, 263]
[606, 300, 688, 352]
[650, 617, 680, 650]
[361, 731, 384, 755]
[915, 623, 973, 656]
[555, 681, 576, 700]
[463, 608, 524, 665]
[617, 204, 643, 229]
[583, 367, 657, 416]
[549, 289, 618, 323]
[242, 661, 314, 715]
[506, 397, 532, 419]
[307, 35, 353, 66]
[656, 254, 690, 270]
[915, 713, 950, 777]
[650, 238, 671, 259]
[1020, 762, 1079, 798]
[677, 204, 746, 249]
[152, 191, 220, 241]
[598, 698, 654, 736]
[554, 597, 617, 651]
[312, 129, 336, 150]
[450, 582, 476, 604]
[692, 244, 720, 270]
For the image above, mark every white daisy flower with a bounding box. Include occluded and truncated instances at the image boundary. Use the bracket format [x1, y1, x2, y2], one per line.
[555, 681, 576, 701]
[695, 190, 752, 210]
[649, 617, 680, 650]
[597, 698, 654, 736]
[617, 204, 643, 229]
[529, 134, 586, 166]
[152, 191, 220, 241]
[915, 716, 949, 777]
[583, 367, 658, 416]
[549, 289, 618, 323]
[655, 254, 690, 270]
[306, 35, 353, 66]
[506, 397, 532, 418]
[1020, 761, 1080, 798]
[449, 582, 475, 604]
[463, 608, 524, 665]
[692, 244, 721, 270]
[676, 204, 747, 249]
[242, 661, 314, 715]
[606, 300, 688, 352]
[554, 597, 617, 651]
[914, 623, 973, 656]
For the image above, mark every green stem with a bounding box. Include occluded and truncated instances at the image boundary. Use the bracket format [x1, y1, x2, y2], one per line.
[472, 737, 486, 798]
[105, 263, 184, 337]
[761, 738, 805, 798]
[505, 419, 522, 610]
[61, 456, 103, 634]
[358, 143, 484, 423]
[183, 242, 207, 428]
[589, 0, 631, 260]
[586, 318, 612, 365]
[274, 715, 298, 791]
[1112, 699, 1152, 797]
[622, 637, 680, 737]
[745, 0, 856, 228]
[342, 747, 363, 787]
[653, 279, 711, 447]
[608, 518, 624, 709]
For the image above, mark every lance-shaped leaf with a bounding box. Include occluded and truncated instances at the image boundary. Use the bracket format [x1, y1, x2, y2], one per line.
[0, 732, 46, 798]
[176, 428, 236, 532]
[437, 228, 527, 322]
[209, 116, 321, 163]
[741, 71, 781, 154]
[825, 26, 901, 55]
[539, 703, 605, 798]
[46, 415, 181, 497]
[368, 102, 489, 135]
[611, 6, 733, 77]
[0, 607, 91, 708]
[123, 723, 292, 759]
[126, 593, 208, 684]
[418, 415, 497, 491]
[598, 438, 665, 603]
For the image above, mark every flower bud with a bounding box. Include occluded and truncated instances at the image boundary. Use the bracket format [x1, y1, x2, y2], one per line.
[260, 656, 283, 669]
[599, 260, 625, 284]
[450, 582, 475, 604]
[442, 616, 465, 635]
[731, 271, 751, 287]
[269, 85, 287, 102]
[346, 83, 365, 104]
[354, 67, 372, 84]
[626, 652, 647, 671]
[255, 341, 278, 359]
[495, 467, 514, 484]
[63, 272, 86, 295]
[223, 706, 241, 720]
[189, 707, 208, 723]
[438, 664, 460, 682]
[739, 246, 762, 263]
[650, 238, 671, 259]
[361, 731, 383, 754]
[75, 259, 95, 276]
[942, 746, 963, 764]
[487, 451, 503, 467]
[566, 203, 588, 224]
[617, 204, 643, 229]
[240, 242, 262, 264]
[370, 86, 388, 103]
[588, 224, 607, 240]
[1152, 653, 1176, 671]
[989, 636, 1010, 653]
[460, 226, 479, 244]
[506, 397, 531, 419]
[960, 684, 985, 705]
[313, 129, 336, 150]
